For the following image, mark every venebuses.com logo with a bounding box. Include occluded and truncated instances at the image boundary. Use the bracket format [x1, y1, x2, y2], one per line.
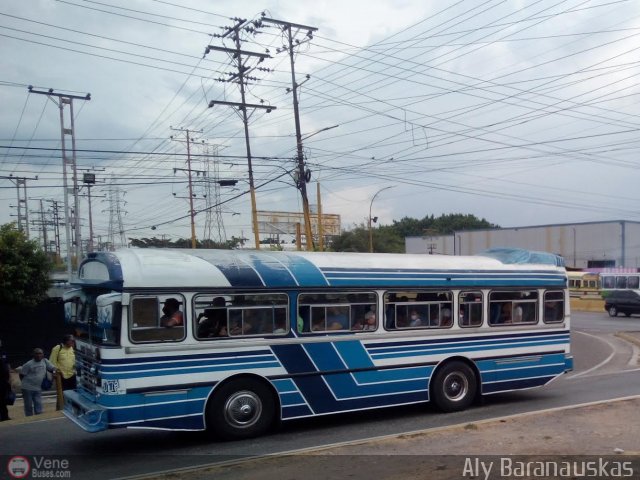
[6, 455, 71, 478]
[7, 456, 30, 479]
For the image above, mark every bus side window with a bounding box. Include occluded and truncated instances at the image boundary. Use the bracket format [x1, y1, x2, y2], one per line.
[459, 291, 483, 327]
[544, 291, 565, 323]
[130, 295, 185, 343]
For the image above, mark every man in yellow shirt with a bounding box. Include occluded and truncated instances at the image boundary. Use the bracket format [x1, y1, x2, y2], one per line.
[50, 335, 76, 390]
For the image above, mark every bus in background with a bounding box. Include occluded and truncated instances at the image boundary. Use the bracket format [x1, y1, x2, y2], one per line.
[600, 272, 640, 292]
[62, 247, 572, 440]
[567, 271, 601, 298]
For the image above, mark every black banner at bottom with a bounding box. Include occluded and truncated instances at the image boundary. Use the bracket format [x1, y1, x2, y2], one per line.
[2, 454, 640, 480]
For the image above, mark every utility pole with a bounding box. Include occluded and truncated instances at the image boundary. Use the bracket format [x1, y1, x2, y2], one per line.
[28, 86, 90, 278]
[205, 18, 276, 250]
[171, 128, 203, 249]
[2, 175, 37, 238]
[317, 182, 324, 252]
[261, 17, 318, 251]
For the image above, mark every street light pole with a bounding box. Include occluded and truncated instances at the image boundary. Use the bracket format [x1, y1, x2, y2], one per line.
[368, 186, 393, 253]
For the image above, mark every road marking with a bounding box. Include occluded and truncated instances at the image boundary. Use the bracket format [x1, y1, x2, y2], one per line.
[567, 330, 616, 379]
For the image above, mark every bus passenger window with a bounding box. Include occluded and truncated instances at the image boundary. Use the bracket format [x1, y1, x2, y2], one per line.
[195, 297, 228, 339]
[459, 291, 483, 327]
[544, 291, 565, 323]
[298, 291, 377, 334]
[489, 291, 538, 326]
[130, 295, 186, 343]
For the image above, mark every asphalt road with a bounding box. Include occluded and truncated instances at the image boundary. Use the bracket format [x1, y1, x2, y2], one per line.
[1, 311, 639, 480]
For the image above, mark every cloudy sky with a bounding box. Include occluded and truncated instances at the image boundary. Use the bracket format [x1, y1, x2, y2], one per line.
[1, 0, 640, 251]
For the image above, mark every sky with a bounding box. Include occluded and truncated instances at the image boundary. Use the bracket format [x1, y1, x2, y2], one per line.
[1, 0, 640, 252]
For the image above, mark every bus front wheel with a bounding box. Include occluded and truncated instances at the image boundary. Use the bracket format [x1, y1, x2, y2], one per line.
[207, 378, 276, 440]
[431, 361, 477, 412]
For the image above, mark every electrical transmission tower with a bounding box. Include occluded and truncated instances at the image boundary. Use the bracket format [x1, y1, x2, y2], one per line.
[104, 178, 127, 251]
[201, 143, 227, 245]
[204, 18, 276, 249]
[2, 174, 37, 238]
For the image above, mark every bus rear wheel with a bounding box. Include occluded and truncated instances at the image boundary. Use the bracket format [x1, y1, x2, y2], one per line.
[431, 361, 477, 412]
[207, 378, 276, 440]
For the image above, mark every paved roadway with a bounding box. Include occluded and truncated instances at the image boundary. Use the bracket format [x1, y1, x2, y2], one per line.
[1, 311, 639, 480]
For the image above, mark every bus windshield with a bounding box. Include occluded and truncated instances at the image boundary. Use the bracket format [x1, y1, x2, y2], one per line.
[64, 288, 121, 346]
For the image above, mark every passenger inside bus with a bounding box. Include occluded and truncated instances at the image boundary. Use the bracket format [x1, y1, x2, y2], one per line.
[409, 310, 423, 327]
[196, 297, 227, 338]
[327, 306, 348, 330]
[352, 310, 376, 330]
[544, 301, 562, 322]
[440, 306, 452, 326]
[160, 298, 184, 327]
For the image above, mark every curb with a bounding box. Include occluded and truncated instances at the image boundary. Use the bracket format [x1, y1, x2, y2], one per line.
[616, 331, 640, 348]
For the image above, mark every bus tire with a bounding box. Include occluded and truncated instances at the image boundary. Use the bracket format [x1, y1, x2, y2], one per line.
[608, 306, 618, 317]
[207, 378, 276, 440]
[431, 361, 477, 413]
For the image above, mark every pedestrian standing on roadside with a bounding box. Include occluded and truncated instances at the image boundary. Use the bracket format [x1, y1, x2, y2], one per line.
[0, 339, 11, 421]
[18, 348, 56, 416]
[50, 334, 76, 391]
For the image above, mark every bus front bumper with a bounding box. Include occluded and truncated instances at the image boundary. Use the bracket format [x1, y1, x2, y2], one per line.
[63, 390, 109, 433]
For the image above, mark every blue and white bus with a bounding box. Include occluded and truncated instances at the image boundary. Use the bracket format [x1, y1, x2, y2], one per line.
[62, 247, 572, 439]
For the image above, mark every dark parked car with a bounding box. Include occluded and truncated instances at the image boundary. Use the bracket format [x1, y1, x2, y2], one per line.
[604, 290, 640, 317]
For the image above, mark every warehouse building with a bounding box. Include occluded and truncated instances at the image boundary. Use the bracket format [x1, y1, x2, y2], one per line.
[405, 220, 640, 270]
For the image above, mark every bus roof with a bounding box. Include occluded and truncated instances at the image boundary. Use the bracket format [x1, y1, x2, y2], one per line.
[72, 248, 567, 291]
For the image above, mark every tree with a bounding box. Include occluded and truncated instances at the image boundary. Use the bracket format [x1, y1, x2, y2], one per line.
[328, 223, 404, 253]
[128, 236, 243, 249]
[0, 223, 51, 307]
[392, 214, 498, 237]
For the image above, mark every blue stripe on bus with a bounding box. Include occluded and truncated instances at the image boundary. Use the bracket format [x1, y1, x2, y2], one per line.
[370, 339, 567, 360]
[203, 253, 264, 287]
[280, 391, 306, 406]
[322, 372, 428, 398]
[333, 341, 375, 369]
[116, 415, 205, 430]
[271, 344, 319, 375]
[281, 404, 314, 418]
[364, 337, 569, 359]
[272, 378, 298, 394]
[281, 254, 329, 287]
[271, 344, 431, 413]
[319, 268, 565, 288]
[365, 331, 569, 350]
[327, 275, 565, 288]
[100, 349, 275, 365]
[101, 361, 282, 379]
[245, 253, 298, 287]
[491, 364, 565, 382]
[352, 365, 433, 384]
[483, 376, 554, 393]
[100, 354, 278, 373]
[289, 374, 429, 414]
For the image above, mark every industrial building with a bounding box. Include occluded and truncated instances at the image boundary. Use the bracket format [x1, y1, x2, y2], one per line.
[405, 220, 640, 270]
